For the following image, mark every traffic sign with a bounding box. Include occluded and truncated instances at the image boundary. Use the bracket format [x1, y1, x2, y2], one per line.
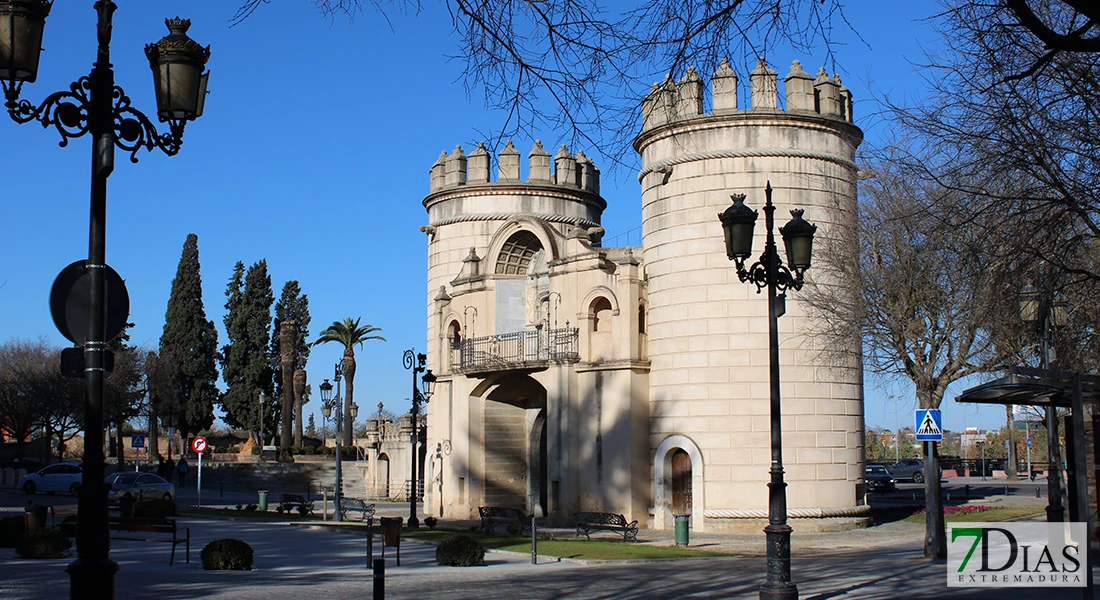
[1027, 437, 1033, 447]
[191, 437, 208, 454]
[49, 259, 130, 346]
[131, 434, 146, 449]
[915, 409, 943, 441]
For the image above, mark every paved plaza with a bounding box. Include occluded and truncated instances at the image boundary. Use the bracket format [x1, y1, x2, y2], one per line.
[1, 479, 1095, 599]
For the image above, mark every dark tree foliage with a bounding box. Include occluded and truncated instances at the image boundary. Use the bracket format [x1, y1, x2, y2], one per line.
[219, 260, 276, 442]
[105, 325, 149, 466]
[158, 234, 219, 437]
[271, 280, 311, 445]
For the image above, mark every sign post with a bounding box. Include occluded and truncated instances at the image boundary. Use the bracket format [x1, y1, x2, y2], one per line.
[191, 437, 208, 508]
[131, 435, 145, 472]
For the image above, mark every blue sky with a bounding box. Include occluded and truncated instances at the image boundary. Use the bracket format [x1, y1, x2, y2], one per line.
[0, 0, 1010, 434]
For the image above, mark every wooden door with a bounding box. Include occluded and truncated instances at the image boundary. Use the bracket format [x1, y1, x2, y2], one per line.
[671, 449, 692, 515]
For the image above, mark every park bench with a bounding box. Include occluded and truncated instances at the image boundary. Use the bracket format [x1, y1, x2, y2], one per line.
[574, 512, 638, 542]
[340, 497, 376, 521]
[108, 515, 190, 565]
[276, 493, 315, 515]
[478, 506, 530, 534]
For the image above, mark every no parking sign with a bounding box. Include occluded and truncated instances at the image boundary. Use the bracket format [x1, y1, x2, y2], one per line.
[190, 437, 207, 507]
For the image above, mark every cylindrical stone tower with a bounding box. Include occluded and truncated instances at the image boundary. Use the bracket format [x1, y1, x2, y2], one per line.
[636, 58, 866, 531]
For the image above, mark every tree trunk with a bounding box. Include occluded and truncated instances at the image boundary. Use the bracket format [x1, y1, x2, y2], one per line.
[149, 402, 160, 462]
[342, 350, 356, 447]
[278, 320, 296, 462]
[293, 369, 306, 446]
[1005, 405, 1018, 480]
[924, 441, 947, 559]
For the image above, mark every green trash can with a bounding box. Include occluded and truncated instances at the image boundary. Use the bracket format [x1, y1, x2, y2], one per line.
[674, 514, 690, 547]
[258, 490, 269, 511]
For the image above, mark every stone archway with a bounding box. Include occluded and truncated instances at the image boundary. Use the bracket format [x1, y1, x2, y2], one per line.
[377, 453, 391, 498]
[477, 374, 548, 515]
[653, 434, 704, 530]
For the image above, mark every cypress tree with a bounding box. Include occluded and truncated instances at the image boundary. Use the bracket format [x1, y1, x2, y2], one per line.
[219, 260, 275, 443]
[272, 281, 311, 446]
[158, 234, 219, 439]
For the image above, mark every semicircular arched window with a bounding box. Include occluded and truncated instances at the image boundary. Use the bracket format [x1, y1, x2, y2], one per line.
[495, 231, 543, 275]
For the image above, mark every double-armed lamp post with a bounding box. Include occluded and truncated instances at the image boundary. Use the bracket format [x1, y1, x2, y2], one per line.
[718, 182, 816, 600]
[403, 349, 436, 528]
[0, 2, 210, 597]
[319, 365, 357, 522]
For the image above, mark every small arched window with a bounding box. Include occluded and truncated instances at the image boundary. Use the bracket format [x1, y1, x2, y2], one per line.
[449, 321, 462, 347]
[638, 304, 647, 334]
[591, 297, 613, 332]
[495, 231, 542, 275]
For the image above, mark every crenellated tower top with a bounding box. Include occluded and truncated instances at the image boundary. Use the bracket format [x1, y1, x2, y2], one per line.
[640, 58, 854, 134]
[427, 140, 600, 196]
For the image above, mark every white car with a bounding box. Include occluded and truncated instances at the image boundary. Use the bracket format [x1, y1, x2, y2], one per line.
[21, 463, 83, 496]
[105, 472, 175, 505]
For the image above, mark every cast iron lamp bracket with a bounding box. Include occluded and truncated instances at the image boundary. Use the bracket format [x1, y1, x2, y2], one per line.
[3, 77, 186, 161]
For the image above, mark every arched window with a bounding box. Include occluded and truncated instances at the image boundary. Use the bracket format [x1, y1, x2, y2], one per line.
[638, 304, 646, 334]
[495, 231, 542, 275]
[449, 321, 462, 348]
[591, 297, 613, 332]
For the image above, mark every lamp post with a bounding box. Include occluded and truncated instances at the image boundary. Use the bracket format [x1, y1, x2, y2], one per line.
[718, 182, 815, 600]
[976, 441, 986, 481]
[1020, 283, 1068, 522]
[320, 362, 354, 522]
[403, 349, 436, 528]
[1, 3, 210, 597]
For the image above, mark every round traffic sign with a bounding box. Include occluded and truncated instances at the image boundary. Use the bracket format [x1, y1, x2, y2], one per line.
[191, 437, 208, 454]
[49, 259, 130, 345]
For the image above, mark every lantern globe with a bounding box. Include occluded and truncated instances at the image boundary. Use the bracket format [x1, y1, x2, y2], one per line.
[144, 17, 210, 122]
[779, 209, 816, 270]
[0, 0, 51, 84]
[718, 194, 757, 261]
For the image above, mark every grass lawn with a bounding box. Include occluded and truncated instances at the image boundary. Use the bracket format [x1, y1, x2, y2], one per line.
[872, 505, 1045, 525]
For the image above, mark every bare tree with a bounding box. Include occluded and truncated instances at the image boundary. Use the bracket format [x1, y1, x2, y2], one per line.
[805, 144, 1019, 559]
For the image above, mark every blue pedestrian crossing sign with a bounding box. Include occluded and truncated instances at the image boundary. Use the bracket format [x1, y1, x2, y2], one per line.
[915, 409, 943, 441]
[131, 434, 146, 449]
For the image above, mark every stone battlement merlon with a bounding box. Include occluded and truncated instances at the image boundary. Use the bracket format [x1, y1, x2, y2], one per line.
[641, 58, 854, 132]
[428, 140, 601, 195]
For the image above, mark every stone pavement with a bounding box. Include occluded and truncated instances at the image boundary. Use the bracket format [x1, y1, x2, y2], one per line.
[1, 507, 1097, 600]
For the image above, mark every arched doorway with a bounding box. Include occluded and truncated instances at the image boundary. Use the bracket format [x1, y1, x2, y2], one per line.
[671, 449, 692, 515]
[479, 374, 548, 516]
[377, 453, 391, 498]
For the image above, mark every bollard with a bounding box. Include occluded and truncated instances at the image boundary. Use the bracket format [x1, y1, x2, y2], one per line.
[964, 484, 970, 499]
[912, 492, 917, 502]
[322, 490, 328, 522]
[220, 477, 224, 498]
[531, 515, 537, 564]
[1036, 486, 1041, 498]
[947, 493, 951, 502]
[1004, 485, 1009, 496]
[367, 516, 374, 567]
[373, 557, 385, 600]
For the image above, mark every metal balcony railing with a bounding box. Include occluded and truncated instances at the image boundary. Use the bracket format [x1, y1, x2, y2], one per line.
[451, 326, 580, 374]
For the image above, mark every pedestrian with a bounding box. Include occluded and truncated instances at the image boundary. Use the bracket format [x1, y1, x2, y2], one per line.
[176, 456, 189, 487]
[156, 455, 167, 480]
[165, 456, 175, 482]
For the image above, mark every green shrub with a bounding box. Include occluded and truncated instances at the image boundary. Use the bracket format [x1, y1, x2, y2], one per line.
[424, 516, 438, 530]
[16, 528, 71, 559]
[0, 515, 26, 548]
[201, 538, 254, 570]
[244, 504, 258, 511]
[506, 523, 521, 536]
[435, 534, 486, 567]
[134, 498, 177, 518]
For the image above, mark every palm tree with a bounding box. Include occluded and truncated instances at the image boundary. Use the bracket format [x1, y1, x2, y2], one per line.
[313, 317, 385, 446]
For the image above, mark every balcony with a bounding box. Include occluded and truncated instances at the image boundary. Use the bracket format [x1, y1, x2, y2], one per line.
[451, 326, 580, 375]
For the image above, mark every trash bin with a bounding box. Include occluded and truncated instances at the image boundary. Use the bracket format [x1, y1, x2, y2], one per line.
[674, 514, 690, 547]
[25, 503, 47, 532]
[258, 490, 269, 511]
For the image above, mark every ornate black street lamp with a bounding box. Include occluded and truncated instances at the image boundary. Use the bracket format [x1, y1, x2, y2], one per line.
[718, 182, 815, 600]
[0, 3, 209, 597]
[403, 349, 436, 527]
[1020, 283, 1069, 522]
[320, 364, 356, 522]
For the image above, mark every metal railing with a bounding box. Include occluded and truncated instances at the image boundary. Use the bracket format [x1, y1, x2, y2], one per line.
[404, 480, 425, 501]
[451, 326, 579, 373]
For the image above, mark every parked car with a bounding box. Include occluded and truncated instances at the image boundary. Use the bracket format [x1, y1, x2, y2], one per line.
[888, 459, 941, 483]
[20, 462, 83, 496]
[105, 472, 175, 505]
[864, 465, 896, 492]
